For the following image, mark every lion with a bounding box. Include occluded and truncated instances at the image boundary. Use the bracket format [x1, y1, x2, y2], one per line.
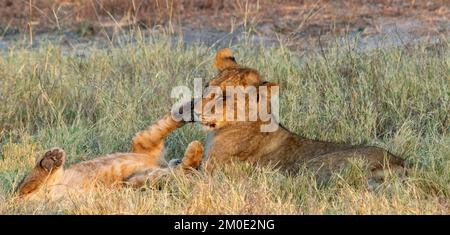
[16, 112, 203, 200]
[189, 48, 406, 183]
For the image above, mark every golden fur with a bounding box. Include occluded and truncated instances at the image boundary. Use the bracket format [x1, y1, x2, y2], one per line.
[193, 48, 405, 182]
[17, 114, 203, 200]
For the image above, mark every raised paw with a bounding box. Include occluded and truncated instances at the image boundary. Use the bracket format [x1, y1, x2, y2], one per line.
[40, 148, 65, 172]
[181, 141, 203, 170]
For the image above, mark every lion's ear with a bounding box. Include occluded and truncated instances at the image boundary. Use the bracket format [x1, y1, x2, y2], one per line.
[254, 81, 279, 122]
[257, 81, 279, 103]
[261, 81, 278, 88]
[260, 81, 279, 96]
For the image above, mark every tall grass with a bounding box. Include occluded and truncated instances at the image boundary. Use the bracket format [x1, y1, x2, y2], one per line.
[0, 32, 449, 214]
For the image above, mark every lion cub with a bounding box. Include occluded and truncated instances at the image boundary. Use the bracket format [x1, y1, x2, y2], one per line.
[191, 48, 406, 183]
[17, 113, 203, 200]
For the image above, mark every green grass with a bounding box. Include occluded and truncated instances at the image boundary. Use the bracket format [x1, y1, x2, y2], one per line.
[0, 32, 449, 214]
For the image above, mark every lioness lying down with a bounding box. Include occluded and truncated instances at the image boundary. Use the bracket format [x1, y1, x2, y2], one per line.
[189, 48, 406, 183]
[17, 113, 203, 200]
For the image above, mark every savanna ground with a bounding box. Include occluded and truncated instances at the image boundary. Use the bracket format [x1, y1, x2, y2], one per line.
[0, 0, 449, 214]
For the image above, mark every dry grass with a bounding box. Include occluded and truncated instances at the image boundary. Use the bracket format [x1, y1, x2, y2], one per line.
[0, 30, 449, 214]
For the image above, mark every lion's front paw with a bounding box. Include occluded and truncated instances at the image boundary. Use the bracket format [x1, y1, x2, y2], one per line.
[182, 141, 203, 170]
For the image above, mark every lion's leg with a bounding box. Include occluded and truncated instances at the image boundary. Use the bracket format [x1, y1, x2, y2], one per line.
[131, 114, 185, 157]
[367, 163, 407, 190]
[180, 141, 203, 170]
[124, 168, 170, 189]
[17, 148, 65, 197]
[125, 141, 204, 188]
[307, 147, 406, 189]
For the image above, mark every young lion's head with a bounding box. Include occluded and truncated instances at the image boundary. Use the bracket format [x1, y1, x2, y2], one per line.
[193, 48, 279, 132]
